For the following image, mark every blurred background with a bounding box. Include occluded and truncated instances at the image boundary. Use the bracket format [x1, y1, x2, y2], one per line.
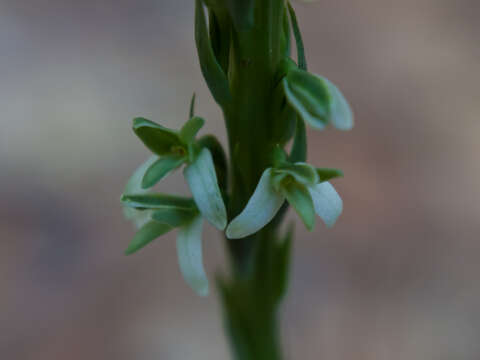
[1, 0, 479, 359]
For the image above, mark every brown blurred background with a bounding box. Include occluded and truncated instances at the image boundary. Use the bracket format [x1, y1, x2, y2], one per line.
[1, 0, 479, 359]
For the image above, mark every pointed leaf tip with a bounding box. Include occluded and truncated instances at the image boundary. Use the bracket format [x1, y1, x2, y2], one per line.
[226, 169, 285, 239]
[184, 148, 227, 230]
[125, 221, 173, 255]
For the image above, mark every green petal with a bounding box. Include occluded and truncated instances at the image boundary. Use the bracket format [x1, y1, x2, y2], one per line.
[283, 69, 331, 130]
[308, 182, 343, 227]
[121, 193, 196, 211]
[176, 215, 209, 296]
[141, 154, 186, 189]
[226, 169, 285, 239]
[125, 220, 173, 255]
[282, 181, 315, 231]
[180, 116, 205, 144]
[132, 118, 182, 155]
[184, 148, 227, 230]
[321, 77, 354, 130]
[316, 168, 344, 182]
[275, 162, 319, 186]
[151, 207, 198, 228]
[195, 0, 231, 106]
[123, 156, 158, 228]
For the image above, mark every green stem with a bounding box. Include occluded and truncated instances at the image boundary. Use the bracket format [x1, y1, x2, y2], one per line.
[219, 1, 289, 359]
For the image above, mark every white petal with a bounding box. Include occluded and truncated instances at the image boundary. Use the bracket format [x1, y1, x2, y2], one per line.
[322, 77, 354, 131]
[176, 215, 209, 297]
[123, 156, 158, 228]
[226, 169, 285, 239]
[184, 148, 227, 230]
[308, 182, 343, 227]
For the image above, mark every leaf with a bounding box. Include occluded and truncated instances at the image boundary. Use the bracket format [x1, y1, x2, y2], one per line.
[289, 117, 307, 162]
[282, 181, 315, 231]
[287, 1, 307, 70]
[176, 215, 209, 296]
[121, 193, 196, 211]
[132, 118, 182, 155]
[189, 93, 196, 119]
[275, 162, 319, 186]
[141, 154, 186, 189]
[226, 169, 285, 239]
[179, 116, 205, 144]
[195, 0, 231, 106]
[308, 181, 343, 227]
[225, 0, 254, 31]
[123, 156, 158, 228]
[321, 76, 354, 130]
[125, 220, 173, 255]
[184, 148, 227, 230]
[282, 7, 291, 57]
[151, 206, 198, 228]
[283, 69, 331, 130]
[316, 168, 344, 182]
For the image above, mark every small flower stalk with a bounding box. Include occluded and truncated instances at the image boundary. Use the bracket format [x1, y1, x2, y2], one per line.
[121, 1, 353, 359]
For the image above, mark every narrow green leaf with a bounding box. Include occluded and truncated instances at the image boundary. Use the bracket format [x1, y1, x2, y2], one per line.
[226, 169, 285, 239]
[152, 207, 198, 228]
[195, 0, 231, 106]
[287, 2, 307, 70]
[282, 181, 315, 231]
[308, 181, 343, 227]
[283, 69, 331, 130]
[275, 162, 319, 186]
[225, 0, 254, 31]
[282, 7, 291, 57]
[316, 168, 344, 182]
[141, 155, 186, 189]
[189, 93, 196, 119]
[180, 116, 205, 144]
[121, 193, 196, 211]
[176, 215, 209, 296]
[125, 220, 173, 255]
[123, 156, 158, 228]
[132, 118, 182, 155]
[289, 117, 307, 162]
[321, 76, 354, 130]
[184, 148, 227, 230]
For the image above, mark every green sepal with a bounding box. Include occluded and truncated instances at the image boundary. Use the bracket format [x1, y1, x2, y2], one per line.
[125, 220, 173, 255]
[141, 154, 186, 189]
[195, 0, 231, 106]
[151, 207, 198, 228]
[289, 117, 307, 162]
[282, 181, 315, 231]
[283, 69, 331, 130]
[180, 116, 205, 144]
[321, 76, 354, 130]
[225, 0, 254, 31]
[316, 168, 344, 182]
[287, 2, 307, 70]
[132, 118, 182, 155]
[275, 162, 319, 186]
[121, 193, 196, 211]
